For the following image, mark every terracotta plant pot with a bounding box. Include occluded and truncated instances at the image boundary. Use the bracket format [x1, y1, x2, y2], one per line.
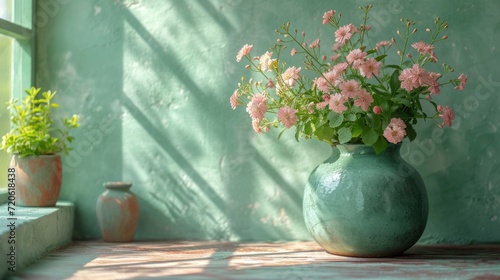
[96, 182, 139, 242]
[10, 154, 63, 207]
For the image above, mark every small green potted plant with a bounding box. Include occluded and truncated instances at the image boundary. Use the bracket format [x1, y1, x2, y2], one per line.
[1, 87, 79, 207]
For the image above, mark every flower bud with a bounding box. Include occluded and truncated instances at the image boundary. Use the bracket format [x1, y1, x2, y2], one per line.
[391, 38, 396, 43]
[397, 30, 401, 35]
[245, 65, 251, 69]
[267, 79, 275, 88]
[322, 55, 327, 61]
[277, 39, 283, 43]
[426, 28, 431, 32]
[412, 28, 417, 34]
[442, 35, 448, 40]
[302, 31, 306, 37]
[407, 53, 412, 58]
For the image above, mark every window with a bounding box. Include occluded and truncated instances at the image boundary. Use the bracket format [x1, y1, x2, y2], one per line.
[0, 0, 33, 189]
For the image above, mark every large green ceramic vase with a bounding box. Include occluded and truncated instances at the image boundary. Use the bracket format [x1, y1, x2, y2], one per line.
[303, 144, 428, 257]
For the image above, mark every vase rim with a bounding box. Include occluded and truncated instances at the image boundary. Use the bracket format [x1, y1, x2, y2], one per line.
[12, 153, 61, 158]
[335, 143, 401, 154]
[104, 181, 133, 189]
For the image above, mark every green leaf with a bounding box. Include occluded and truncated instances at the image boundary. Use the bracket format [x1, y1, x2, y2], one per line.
[373, 137, 389, 154]
[406, 124, 417, 142]
[351, 125, 363, 138]
[384, 64, 403, 71]
[389, 70, 401, 94]
[345, 113, 357, 122]
[375, 54, 388, 62]
[328, 111, 344, 128]
[361, 128, 378, 146]
[391, 97, 411, 107]
[365, 113, 381, 129]
[338, 127, 352, 144]
[315, 125, 334, 143]
[403, 60, 413, 68]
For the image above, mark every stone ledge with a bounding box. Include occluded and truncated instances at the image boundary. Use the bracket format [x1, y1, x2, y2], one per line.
[0, 201, 74, 278]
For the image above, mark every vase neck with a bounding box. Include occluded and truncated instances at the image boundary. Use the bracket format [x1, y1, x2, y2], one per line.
[335, 144, 401, 156]
[104, 181, 132, 190]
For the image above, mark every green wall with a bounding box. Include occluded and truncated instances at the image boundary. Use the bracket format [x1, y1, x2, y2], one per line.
[36, 0, 500, 243]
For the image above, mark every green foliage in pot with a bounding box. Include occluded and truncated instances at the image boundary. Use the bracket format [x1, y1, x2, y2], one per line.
[1, 87, 80, 157]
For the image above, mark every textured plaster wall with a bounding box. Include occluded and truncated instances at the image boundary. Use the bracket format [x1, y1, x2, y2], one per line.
[35, 0, 500, 243]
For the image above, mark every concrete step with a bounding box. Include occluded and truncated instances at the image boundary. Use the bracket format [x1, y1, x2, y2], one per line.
[0, 200, 74, 278]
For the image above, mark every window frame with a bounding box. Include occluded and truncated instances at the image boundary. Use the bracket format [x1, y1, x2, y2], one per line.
[0, 0, 34, 99]
[0, 0, 33, 197]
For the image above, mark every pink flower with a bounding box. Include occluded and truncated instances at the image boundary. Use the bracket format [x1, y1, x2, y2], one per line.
[346, 49, 367, 67]
[290, 48, 297, 56]
[428, 72, 441, 94]
[399, 64, 431, 92]
[332, 62, 348, 76]
[236, 44, 253, 62]
[375, 41, 392, 50]
[322, 10, 335, 25]
[246, 93, 267, 121]
[252, 118, 262, 134]
[383, 118, 407, 144]
[277, 106, 298, 128]
[437, 105, 455, 127]
[267, 78, 275, 89]
[390, 118, 406, 129]
[339, 80, 361, 98]
[359, 57, 382, 79]
[314, 77, 330, 93]
[230, 90, 239, 110]
[316, 95, 330, 109]
[354, 90, 374, 111]
[332, 43, 342, 51]
[331, 53, 341, 62]
[335, 24, 357, 45]
[412, 41, 438, 62]
[373, 106, 382, 114]
[455, 73, 467, 90]
[281, 66, 301, 87]
[323, 70, 339, 85]
[259, 51, 275, 71]
[309, 38, 320, 49]
[412, 41, 434, 55]
[329, 94, 348, 113]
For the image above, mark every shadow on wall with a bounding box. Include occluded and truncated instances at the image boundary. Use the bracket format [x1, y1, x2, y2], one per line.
[36, 0, 500, 243]
[36, 0, 324, 241]
[118, 2, 313, 240]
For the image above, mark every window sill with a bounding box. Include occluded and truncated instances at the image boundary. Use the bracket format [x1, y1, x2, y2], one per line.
[0, 201, 74, 278]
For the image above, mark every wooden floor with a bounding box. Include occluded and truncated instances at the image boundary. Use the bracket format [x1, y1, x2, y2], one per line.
[7, 241, 500, 279]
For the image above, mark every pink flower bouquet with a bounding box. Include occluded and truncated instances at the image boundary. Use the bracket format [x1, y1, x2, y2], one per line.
[231, 5, 466, 153]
